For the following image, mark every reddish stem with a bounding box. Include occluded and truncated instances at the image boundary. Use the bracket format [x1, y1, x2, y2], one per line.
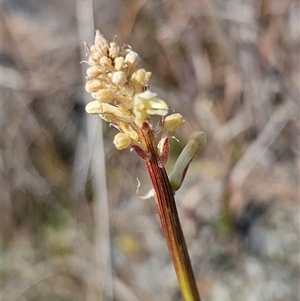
[139, 126, 201, 301]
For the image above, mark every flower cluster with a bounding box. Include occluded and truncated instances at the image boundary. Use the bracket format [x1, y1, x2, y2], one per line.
[84, 31, 206, 192]
[84, 31, 184, 157]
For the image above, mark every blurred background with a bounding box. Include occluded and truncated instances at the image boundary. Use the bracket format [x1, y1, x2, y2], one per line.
[1, 0, 299, 300]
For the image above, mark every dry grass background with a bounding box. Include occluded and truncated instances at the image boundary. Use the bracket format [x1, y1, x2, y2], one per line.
[1, 0, 299, 300]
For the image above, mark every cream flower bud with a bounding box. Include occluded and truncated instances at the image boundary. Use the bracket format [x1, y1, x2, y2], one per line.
[99, 56, 113, 69]
[163, 114, 185, 135]
[85, 79, 102, 93]
[112, 71, 127, 86]
[114, 57, 125, 71]
[109, 41, 119, 59]
[85, 101, 104, 114]
[91, 89, 114, 103]
[91, 89, 132, 109]
[157, 114, 185, 166]
[86, 65, 101, 78]
[131, 69, 151, 86]
[125, 51, 140, 69]
[85, 101, 134, 123]
[113, 133, 132, 150]
[94, 30, 109, 55]
[169, 131, 207, 191]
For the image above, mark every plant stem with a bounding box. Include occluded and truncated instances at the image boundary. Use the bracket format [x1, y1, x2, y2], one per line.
[141, 127, 201, 301]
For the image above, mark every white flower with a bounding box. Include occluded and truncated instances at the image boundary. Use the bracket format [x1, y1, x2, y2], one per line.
[133, 91, 169, 127]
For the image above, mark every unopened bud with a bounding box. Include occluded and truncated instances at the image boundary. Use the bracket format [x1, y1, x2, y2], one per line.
[85, 79, 102, 93]
[99, 56, 113, 69]
[131, 69, 151, 87]
[94, 30, 109, 54]
[113, 133, 132, 150]
[125, 51, 140, 69]
[169, 131, 207, 191]
[114, 57, 125, 71]
[85, 101, 134, 123]
[162, 113, 185, 137]
[109, 41, 119, 59]
[86, 66, 101, 78]
[112, 71, 127, 86]
[91, 89, 114, 103]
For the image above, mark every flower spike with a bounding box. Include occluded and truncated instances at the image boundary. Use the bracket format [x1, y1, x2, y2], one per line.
[84, 31, 205, 301]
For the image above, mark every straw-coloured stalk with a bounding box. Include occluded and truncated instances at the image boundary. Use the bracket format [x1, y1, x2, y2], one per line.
[84, 30, 206, 301]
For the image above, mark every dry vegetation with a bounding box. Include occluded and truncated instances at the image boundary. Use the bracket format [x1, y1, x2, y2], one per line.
[1, 0, 299, 301]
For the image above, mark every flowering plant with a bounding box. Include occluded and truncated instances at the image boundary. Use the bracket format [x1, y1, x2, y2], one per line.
[84, 31, 206, 301]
